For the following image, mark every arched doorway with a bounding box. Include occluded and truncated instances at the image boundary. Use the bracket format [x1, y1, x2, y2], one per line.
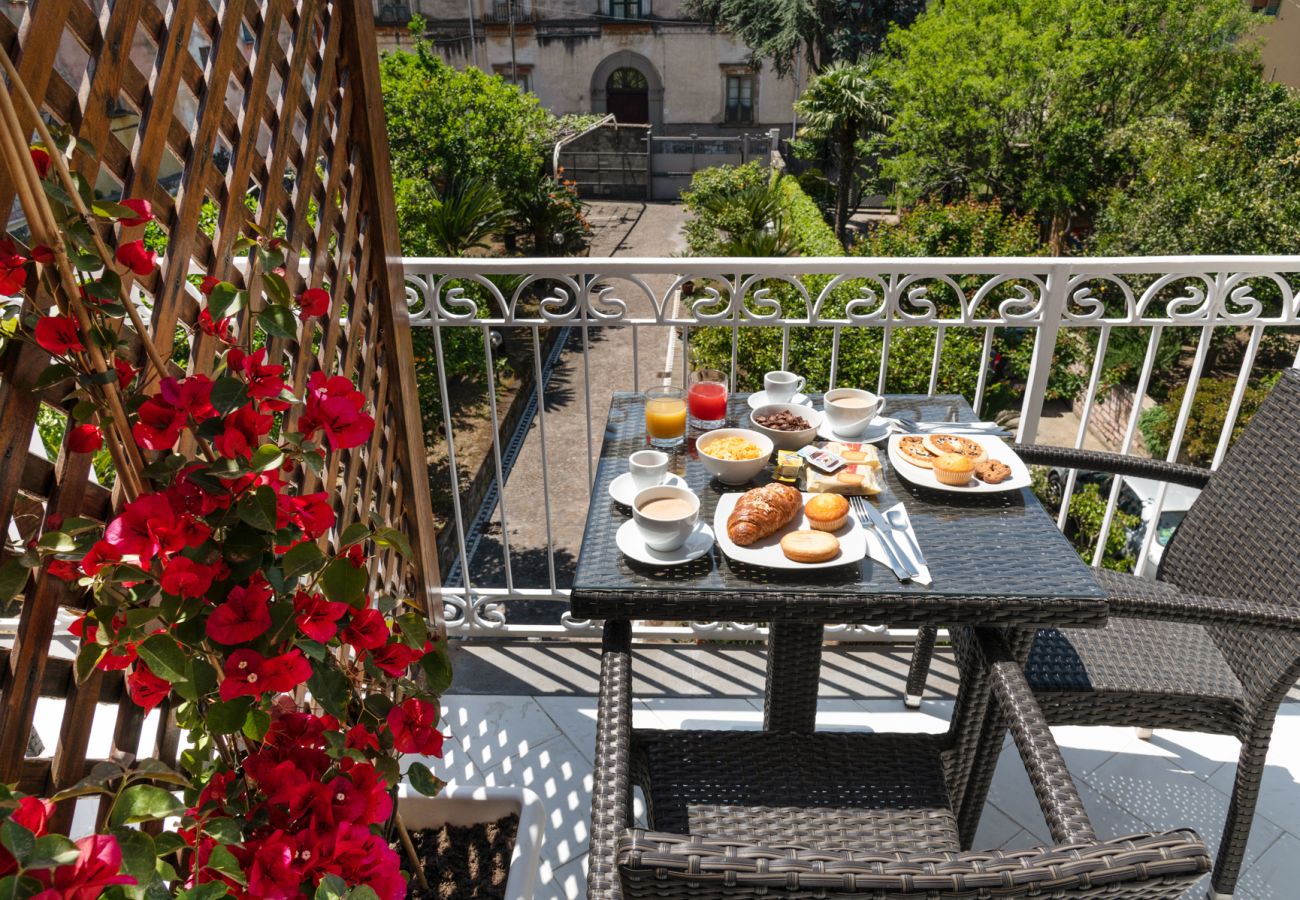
[591, 51, 664, 128]
[605, 67, 649, 123]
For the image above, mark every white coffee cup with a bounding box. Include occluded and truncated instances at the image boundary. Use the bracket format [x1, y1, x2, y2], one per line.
[632, 485, 700, 552]
[823, 388, 885, 436]
[764, 370, 806, 402]
[629, 449, 669, 492]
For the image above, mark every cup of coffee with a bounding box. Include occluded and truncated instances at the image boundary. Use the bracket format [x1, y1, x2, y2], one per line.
[823, 388, 885, 436]
[632, 485, 700, 552]
[629, 449, 669, 492]
[764, 370, 806, 403]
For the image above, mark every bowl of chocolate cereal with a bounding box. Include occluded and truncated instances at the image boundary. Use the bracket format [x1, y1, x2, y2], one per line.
[749, 403, 822, 450]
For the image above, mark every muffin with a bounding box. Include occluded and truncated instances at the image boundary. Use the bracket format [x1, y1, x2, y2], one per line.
[931, 452, 975, 486]
[804, 493, 849, 531]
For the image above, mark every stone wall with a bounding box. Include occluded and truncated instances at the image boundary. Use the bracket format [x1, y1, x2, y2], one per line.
[1074, 385, 1155, 456]
[557, 123, 651, 199]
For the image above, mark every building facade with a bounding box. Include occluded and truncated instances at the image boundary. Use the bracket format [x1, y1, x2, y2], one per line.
[373, 0, 800, 137]
[1252, 0, 1300, 89]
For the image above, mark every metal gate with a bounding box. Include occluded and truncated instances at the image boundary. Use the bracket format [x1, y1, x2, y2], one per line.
[649, 130, 778, 200]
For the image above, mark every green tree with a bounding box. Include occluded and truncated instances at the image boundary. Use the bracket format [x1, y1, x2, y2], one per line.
[795, 62, 891, 243]
[880, 0, 1256, 252]
[684, 0, 925, 75]
[400, 173, 507, 257]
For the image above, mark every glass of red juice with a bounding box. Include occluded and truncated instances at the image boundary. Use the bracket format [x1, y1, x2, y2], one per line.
[688, 368, 728, 431]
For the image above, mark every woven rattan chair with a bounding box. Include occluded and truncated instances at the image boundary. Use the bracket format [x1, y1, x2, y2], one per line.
[904, 367, 1300, 898]
[589, 620, 1211, 899]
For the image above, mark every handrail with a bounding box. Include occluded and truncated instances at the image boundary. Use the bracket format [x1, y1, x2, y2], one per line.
[551, 113, 616, 175]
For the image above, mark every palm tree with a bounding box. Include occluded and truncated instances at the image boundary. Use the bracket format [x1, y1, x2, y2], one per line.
[695, 180, 795, 255]
[795, 61, 891, 244]
[426, 174, 507, 257]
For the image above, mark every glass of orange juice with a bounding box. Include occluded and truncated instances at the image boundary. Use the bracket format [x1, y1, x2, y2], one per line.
[644, 387, 687, 449]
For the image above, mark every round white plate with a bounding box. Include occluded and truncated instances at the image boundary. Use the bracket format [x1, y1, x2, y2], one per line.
[608, 472, 688, 507]
[887, 434, 1031, 493]
[816, 415, 891, 443]
[616, 520, 715, 566]
[747, 390, 811, 410]
[712, 492, 867, 570]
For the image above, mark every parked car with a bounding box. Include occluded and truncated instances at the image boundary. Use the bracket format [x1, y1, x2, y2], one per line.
[1045, 468, 1201, 579]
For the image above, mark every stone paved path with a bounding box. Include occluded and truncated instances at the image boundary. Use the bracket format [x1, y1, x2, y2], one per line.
[462, 202, 688, 617]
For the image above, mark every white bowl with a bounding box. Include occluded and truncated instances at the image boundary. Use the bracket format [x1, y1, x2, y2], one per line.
[749, 403, 822, 451]
[696, 428, 774, 485]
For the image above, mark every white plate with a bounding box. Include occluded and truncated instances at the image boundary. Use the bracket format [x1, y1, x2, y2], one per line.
[616, 520, 715, 566]
[713, 491, 868, 570]
[817, 414, 891, 443]
[887, 434, 1031, 494]
[747, 390, 811, 410]
[608, 472, 688, 507]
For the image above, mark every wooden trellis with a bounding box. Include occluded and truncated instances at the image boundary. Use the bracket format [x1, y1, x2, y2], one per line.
[0, 0, 440, 827]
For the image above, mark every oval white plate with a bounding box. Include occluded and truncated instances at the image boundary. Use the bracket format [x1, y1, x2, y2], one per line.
[747, 390, 811, 410]
[713, 491, 867, 570]
[616, 520, 715, 566]
[608, 471, 688, 507]
[816, 414, 891, 444]
[887, 434, 1031, 494]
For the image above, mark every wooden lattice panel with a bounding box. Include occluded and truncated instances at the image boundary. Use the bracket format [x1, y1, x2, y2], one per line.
[0, 0, 439, 823]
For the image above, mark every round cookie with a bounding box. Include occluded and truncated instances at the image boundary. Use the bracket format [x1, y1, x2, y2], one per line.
[921, 433, 988, 465]
[780, 529, 840, 563]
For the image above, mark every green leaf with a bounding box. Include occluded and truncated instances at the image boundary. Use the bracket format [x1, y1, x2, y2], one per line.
[319, 558, 367, 607]
[53, 760, 124, 801]
[395, 612, 428, 648]
[339, 522, 370, 547]
[129, 758, 190, 787]
[136, 634, 189, 683]
[27, 834, 79, 868]
[0, 875, 44, 900]
[345, 887, 381, 900]
[236, 486, 278, 532]
[243, 707, 271, 741]
[84, 270, 122, 301]
[0, 821, 34, 866]
[315, 875, 347, 900]
[306, 664, 349, 719]
[91, 199, 140, 219]
[372, 526, 413, 560]
[262, 270, 290, 306]
[205, 844, 246, 886]
[256, 304, 296, 340]
[248, 443, 285, 473]
[281, 540, 325, 579]
[210, 376, 248, 415]
[37, 531, 76, 553]
[108, 784, 184, 827]
[203, 817, 242, 844]
[406, 761, 446, 798]
[110, 827, 157, 880]
[75, 641, 107, 683]
[206, 283, 242, 320]
[0, 556, 33, 605]
[420, 639, 453, 695]
[204, 697, 253, 734]
[33, 363, 76, 389]
[178, 884, 230, 900]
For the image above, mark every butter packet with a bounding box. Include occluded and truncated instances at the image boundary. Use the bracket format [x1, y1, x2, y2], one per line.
[773, 450, 804, 484]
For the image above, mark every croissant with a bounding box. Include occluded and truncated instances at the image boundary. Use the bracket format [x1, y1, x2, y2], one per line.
[727, 483, 802, 546]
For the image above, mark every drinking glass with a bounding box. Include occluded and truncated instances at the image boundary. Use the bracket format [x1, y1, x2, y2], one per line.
[644, 386, 687, 449]
[687, 368, 728, 431]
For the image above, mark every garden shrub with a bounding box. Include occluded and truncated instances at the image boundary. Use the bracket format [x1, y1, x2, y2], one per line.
[1138, 371, 1280, 465]
[1030, 468, 1138, 572]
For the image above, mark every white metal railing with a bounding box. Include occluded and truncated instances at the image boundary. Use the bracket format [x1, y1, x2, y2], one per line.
[403, 257, 1300, 639]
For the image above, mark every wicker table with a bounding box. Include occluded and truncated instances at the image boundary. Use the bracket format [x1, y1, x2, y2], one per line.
[572, 392, 1106, 730]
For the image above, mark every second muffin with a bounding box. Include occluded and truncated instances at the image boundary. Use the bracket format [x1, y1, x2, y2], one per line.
[804, 493, 849, 531]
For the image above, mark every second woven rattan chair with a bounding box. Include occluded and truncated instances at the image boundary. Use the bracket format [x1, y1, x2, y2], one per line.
[903, 367, 1300, 899]
[589, 621, 1211, 899]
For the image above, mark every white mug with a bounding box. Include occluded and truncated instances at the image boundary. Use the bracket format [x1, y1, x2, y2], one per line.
[629, 449, 669, 492]
[823, 388, 885, 436]
[632, 485, 700, 552]
[764, 370, 805, 402]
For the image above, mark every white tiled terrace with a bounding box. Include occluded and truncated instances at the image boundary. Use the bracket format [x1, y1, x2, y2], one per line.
[422, 641, 1300, 900]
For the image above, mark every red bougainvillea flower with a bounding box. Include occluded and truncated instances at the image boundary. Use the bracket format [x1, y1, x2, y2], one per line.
[29, 146, 50, 178]
[198, 307, 233, 342]
[126, 663, 171, 713]
[368, 640, 429, 678]
[299, 371, 375, 450]
[132, 396, 187, 450]
[220, 649, 266, 700]
[199, 275, 221, 295]
[244, 830, 301, 899]
[207, 581, 272, 644]
[0, 240, 27, 295]
[345, 723, 380, 753]
[387, 697, 444, 756]
[104, 493, 174, 558]
[158, 374, 216, 421]
[297, 287, 330, 320]
[46, 559, 79, 581]
[214, 404, 274, 460]
[34, 315, 84, 355]
[261, 649, 312, 693]
[113, 356, 136, 389]
[118, 198, 154, 227]
[29, 244, 54, 265]
[67, 423, 103, 453]
[227, 347, 287, 400]
[32, 834, 136, 900]
[0, 796, 53, 875]
[280, 492, 334, 539]
[293, 590, 347, 642]
[79, 540, 121, 577]
[342, 607, 388, 652]
[115, 240, 157, 276]
[160, 556, 216, 598]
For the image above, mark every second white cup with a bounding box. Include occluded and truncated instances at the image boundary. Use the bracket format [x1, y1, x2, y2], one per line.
[632, 485, 700, 552]
[629, 449, 670, 492]
[764, 370, 805, 402]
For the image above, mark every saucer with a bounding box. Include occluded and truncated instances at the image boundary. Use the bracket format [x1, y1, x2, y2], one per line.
[816, 414, 891, 443]
[747, 390, 812, 410]
[608, 471, 688, 507]
[616, 520, 714, 566]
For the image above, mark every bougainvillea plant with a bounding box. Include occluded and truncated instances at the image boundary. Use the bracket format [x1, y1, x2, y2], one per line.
[0, 128, 449, 899]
